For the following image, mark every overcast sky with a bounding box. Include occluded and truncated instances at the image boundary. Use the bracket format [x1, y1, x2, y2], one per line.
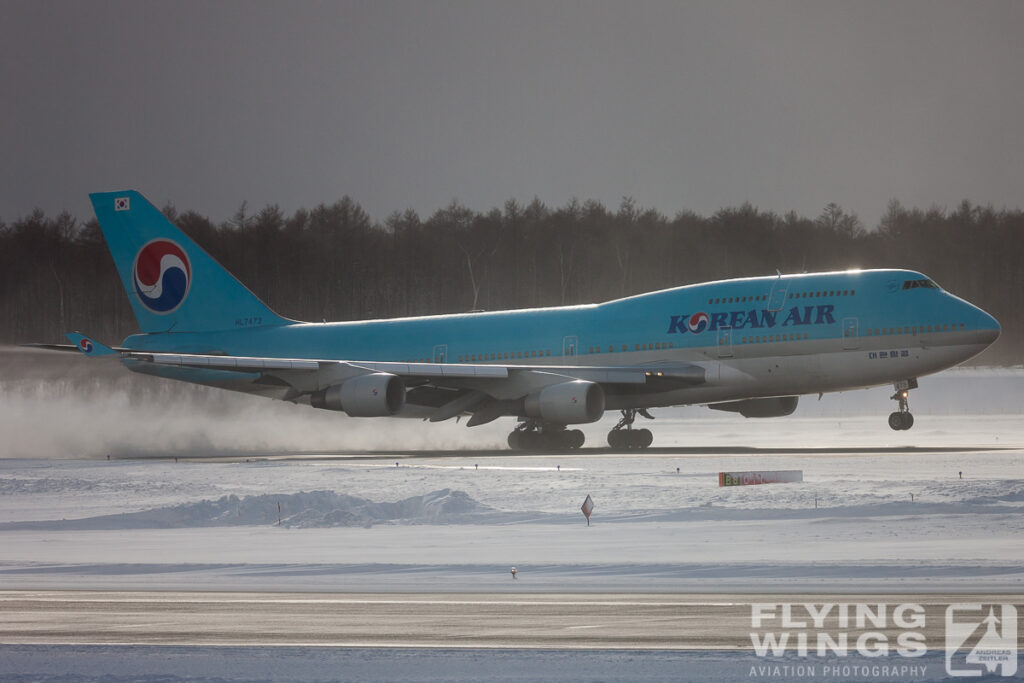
[3, 0, 1023, 227]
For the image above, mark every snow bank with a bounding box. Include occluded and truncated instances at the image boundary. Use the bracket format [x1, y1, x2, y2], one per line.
[0, 488, 492, 530]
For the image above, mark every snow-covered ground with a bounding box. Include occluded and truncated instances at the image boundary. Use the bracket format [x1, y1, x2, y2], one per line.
[0, 362, 1022, 592]
[1, 352, 1022, 680]
[1, 429, 1022, 593]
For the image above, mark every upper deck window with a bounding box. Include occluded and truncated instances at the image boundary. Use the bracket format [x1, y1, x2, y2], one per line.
[903, 279, 939, 290]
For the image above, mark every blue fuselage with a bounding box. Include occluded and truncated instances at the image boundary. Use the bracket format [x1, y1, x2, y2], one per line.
[119, 268, 999, 408]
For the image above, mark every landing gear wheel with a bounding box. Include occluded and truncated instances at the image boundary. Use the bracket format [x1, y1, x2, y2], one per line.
[888, 411, 914, 431]
[508, 422, 583, 451]
[888, 381, 917, 431]
[608, 427, 653, 449]
[519, 430, 543, 451]
[607, 409, 656, 449]
[562, 429, 585, 450]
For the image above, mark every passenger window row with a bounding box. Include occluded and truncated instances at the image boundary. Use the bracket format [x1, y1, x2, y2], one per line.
[866, 323, 965, 336]
[706, 289, 856, 305]
[741, 333, 810, 344]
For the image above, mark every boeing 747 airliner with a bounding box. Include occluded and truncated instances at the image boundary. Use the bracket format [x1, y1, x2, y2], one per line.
[52, 191, 1001, 450]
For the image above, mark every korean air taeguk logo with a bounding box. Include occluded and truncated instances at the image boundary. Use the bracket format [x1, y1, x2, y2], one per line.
[686, 312, 709, 333]
[132, 239, 191, 313]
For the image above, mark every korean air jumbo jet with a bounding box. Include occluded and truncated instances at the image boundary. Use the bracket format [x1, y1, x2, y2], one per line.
[58, 190, 1001, 450]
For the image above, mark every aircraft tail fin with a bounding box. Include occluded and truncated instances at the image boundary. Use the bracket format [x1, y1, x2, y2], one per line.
[89, 190, 289, 334]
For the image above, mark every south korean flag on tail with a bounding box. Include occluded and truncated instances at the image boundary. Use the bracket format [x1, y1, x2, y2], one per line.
[114, 196, 130, 211]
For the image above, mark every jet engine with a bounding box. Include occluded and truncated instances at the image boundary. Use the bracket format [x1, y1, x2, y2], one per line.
[311, 373, 406, 417]
[708, 396, 798, 418]
[524, 380, 605, 424]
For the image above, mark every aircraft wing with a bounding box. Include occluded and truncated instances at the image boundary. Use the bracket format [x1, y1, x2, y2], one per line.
[120, 350, 707, 424]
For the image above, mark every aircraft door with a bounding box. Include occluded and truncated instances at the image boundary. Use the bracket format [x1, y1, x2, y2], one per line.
[768, 279, 790, 312]
[717, 327, 733, 358]
[432, 344, 448, 363]
[563, 336, 578, 358]
[842, 318, 859, 350]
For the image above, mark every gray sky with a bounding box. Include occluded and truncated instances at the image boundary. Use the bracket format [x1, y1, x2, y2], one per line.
[3, 0, 1023, 227]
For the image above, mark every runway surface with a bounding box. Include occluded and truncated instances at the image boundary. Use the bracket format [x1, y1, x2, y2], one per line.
[2, 591, 1021, 649]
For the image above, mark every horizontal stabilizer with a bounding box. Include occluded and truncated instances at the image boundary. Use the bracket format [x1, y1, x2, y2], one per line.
[65, 333, 118, 357]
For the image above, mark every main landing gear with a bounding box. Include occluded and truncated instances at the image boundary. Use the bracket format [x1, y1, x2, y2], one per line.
[607, 409, 654, 449]
[507, 420, 585, 451]
[888, 379, 918, 431]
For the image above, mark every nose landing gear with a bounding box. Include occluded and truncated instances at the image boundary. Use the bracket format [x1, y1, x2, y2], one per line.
[607, 409, 654, 449]
[888, 379, 918, 431]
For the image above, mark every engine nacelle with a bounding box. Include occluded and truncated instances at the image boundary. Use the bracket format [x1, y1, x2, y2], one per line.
[311, 373, 406, 417]
[524, 380, 605, 424]
[708, 396, 798, 418]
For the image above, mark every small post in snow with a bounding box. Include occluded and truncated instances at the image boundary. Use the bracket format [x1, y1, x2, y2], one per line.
[277, 502, 281, 526]
[581, 494, 594, 526]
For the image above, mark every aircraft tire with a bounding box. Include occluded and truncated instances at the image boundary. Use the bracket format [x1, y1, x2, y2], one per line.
[522, 431, 544, 451]
[607, 430, 624, 449]
[508, 431, 523, 450]
[888, 412, 904, 430]
[901, 413, 914, 430]
[565, 429, 585, 449]
[635, 428, 653, 449]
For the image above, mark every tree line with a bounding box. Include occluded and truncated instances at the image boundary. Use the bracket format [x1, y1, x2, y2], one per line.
[1, 196, 1020, 364]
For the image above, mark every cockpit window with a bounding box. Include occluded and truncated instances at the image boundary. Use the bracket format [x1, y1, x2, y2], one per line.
[902, 279, 940, 291]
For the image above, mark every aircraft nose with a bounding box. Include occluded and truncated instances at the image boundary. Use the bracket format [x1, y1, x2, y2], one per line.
[975, 306, 1001, 346]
